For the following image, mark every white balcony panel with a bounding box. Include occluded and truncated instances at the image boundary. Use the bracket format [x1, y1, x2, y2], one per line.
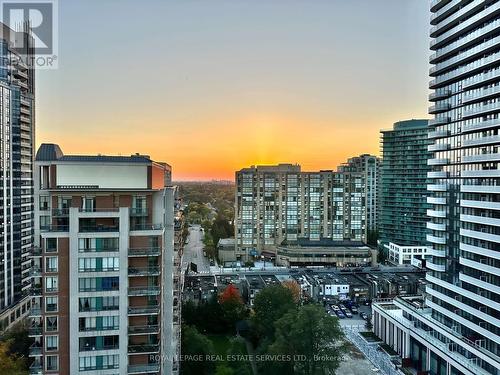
[460, 257, 500, 277]
[427, 197, 447, 205]
[463, 136, 500, 147]
[460, 228, 500, 243]
[428, 209, 447, 218]
[426, 261, 446, 272]
[459, 242, 500, 261]
[426, 286, 500, 329]
[460, 214, 500, 227]
[462, 118, 500, 133]
[459, 272, 500, 300]
[428, 273, 500, 312]
[426, 298, 500, 346]
[427, 248, 447, 257]
[428, 158, 450, 166]
[427, 171, 448, 178]
[460, 199, 500, 211]
[427, 234, 447, 244]
[428, 184, 448, 191]
[427, 222, 446, 231]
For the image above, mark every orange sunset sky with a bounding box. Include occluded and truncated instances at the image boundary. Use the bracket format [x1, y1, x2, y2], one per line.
[36, 0, 430, 181]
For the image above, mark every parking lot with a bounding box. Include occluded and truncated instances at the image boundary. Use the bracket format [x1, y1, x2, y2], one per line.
[324, 301, 372, 328]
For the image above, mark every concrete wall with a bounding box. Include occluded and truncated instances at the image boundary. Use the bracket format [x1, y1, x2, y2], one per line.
[57, 164, 148, 189]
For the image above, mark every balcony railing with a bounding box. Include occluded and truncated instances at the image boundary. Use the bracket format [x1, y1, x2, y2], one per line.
[40, 225, 69, 232]
[128, 325, 160, 334]
[130, 223, 163, 231]
[128, 305, 160, 315]
[128, 267, 160, 276]
[128, 286, 160, 296]
[28, 325, 43, 335]
[79, 207, 120, 213]
[130, 208, 148, 216]
[52, 208, 69, 217]
[29, 361, 43, 375]
[79, 225, 119, 233]
[128, 247, 161, 257]
[29, 344, 42, 356]
[128, 343, 160, 354]
[30, 287, 42, 296]
[128, 364, 160, 374]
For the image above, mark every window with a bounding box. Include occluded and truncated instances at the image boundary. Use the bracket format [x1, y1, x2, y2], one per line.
[102, 354, 119, 369]
[102, 257, 119, 271]
[82, 197, 95, 212]
[79, 258, 96, 272]
[102, 316, 119, 330]
[45, 296, 58, 312]
[79, 278, 97, 292]
[79, 356, 96, 371]
[102, 296, 119, 310]
[101, 277, 119, 291]
[46, 335, 58, 351]
[45, 276, 58, 292]
[39, 196, 50, 211]
[79, 298, 97, 312]
[46, 355, 58, 371]
[79, 317, 96, 332]
[46, 316, 58, 332]
[39, 215, 50, 230]
[45, 238, 57, 253]
[45, 257, 58, 273]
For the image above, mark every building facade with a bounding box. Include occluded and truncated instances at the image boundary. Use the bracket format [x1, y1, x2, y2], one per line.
[0, 23, 35, 332]
[234, 157, 379, 261]
[375, 2, 500, 375]
[379, 120, 432, 263]
[29, 144, 177, 375]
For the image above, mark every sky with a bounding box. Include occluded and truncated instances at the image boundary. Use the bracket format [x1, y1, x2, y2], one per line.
[36, 0, 431, 181]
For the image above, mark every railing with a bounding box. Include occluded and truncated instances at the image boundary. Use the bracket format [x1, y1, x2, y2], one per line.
[128, 325, 160, 334]
[128, 364, 160, 374]
[28, 326, 43, 335]
[128, 247, 161, 256]
[128, 343, 160, 354]
[130, 223, 163, 231]
[79, 225, 119, 233]
[128, 286, 160, 296]
[130, 208, 148, 216]
[79, 207, 120, 212]
[40, 225, 69, 232]
[128, 267, 160, 276]
[79, 247, 119, 253]
[128, 305, 160, 315]
[29, 344, 42, 356]
[52, 208, 69, 217]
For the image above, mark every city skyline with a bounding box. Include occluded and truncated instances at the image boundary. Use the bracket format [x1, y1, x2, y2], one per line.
[36, 0, 430, 180]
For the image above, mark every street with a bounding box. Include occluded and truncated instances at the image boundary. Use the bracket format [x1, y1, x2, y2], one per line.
[181, 225, 211, 273]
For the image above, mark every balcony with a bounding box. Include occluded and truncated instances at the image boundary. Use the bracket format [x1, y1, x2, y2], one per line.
[29, 306, 42, 316]
[128, 364, 160, 374]
[428, 142, 449, 152]
[128, 305, 160, 316]
[428, 103, 451, 114]
[462, 118, 500, 133]
[130, 223, 163, 231]
[52, 208, 69, 217]
[462, 153, 500, 163]
[29, 344, 42, 356]
[428, 129, 450, 139]
[427, 158, 449, 166]
[128, 286, 160, 296]
[427, 184, 448, 191]
[29, 361, 43, 375]
[427, 234, 446, 245]
[30, 267, 42, 277]
[462, 169, 500, 178]
[128, 343, 160, 354]
[28, 325, 43, 336]
[426, 261, 446, 272]
[128, 247, 161, 257]
[427, 171, 448, 178]
[31, 247, 42, 256]
[41, 225, 69, 233]
[130, 208, 148, 217]
[428, 117, 450, 126]
[427, 222, 446, 231]
[79, 225, 119, 233]
[30, 286, 42, 296]
[128, 325, 160, 335]
[427, 196, 446, 205]
[128, 267, 160, 277]
[463, 135, 500, 147]
[429, 90, 451, 102]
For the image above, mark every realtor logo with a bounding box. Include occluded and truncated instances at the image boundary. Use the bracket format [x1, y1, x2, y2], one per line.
[1, 0, 58, 68]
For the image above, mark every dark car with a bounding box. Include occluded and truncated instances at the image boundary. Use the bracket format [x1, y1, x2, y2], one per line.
[360, 312, 368, 320]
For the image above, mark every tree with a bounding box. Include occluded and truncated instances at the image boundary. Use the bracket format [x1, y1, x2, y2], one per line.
[266, 304, 346, 375]
[252, 285, 297, 340]
[219, 285, 248, 332]
[0, 340, 28, 375]
[282, 280, 301, 304]
[181, 325, 215, 375]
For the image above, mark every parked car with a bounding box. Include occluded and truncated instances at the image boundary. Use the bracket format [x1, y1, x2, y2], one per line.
[350, 306, 358, 314]
[360, 312, 368, 320]
[336, 310, 346, 319]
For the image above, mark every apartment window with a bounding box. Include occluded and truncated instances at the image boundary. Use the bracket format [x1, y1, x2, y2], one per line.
[40, 215, 50, 230]
[39, 196, 49, 211]
[78, 258, 96, 272]
[102, 296, 119, 310]
[102, 354, 119, 369]
[82, 197, 95, 212]
[102, 315, 119, 330]
[45, 335, 58, 351]
[79, 317, 97, 332]
[79, 277, 97, 292]
[45, 257, 58, 273]
[103, 335, 119, 350]
[45, 296, 58, 312]
[79, 298, 97, 312]
[102, 257, 119, 271]
[45, 276, 58, 292]
[45, 238, 57, 253]
[45, 355, 58, 371]
[79, 356, 96, 371]
[46, 316, 58, 332]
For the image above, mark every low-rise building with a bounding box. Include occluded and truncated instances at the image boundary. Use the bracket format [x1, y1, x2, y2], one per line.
[387, 242, 430, 267]
[217, 238, 236, 264]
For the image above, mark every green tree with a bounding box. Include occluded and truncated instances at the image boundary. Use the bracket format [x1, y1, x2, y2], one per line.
[252, 285, 297, 340]
[225, 337, 252, 375]
[0, 340, 28, 375]
[181, 325, 215, 375]
[267, 304, 345, 375]
[219, 285, 248, 332]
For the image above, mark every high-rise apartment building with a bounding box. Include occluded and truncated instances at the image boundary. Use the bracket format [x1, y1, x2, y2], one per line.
[0, 24, 35, 331]
[338, 154, 380, 233]
[372, 3, 500, 375]
[29, 144, 177, 375]
[234, 156, 379, 260]
[379, 120, 432, 266]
